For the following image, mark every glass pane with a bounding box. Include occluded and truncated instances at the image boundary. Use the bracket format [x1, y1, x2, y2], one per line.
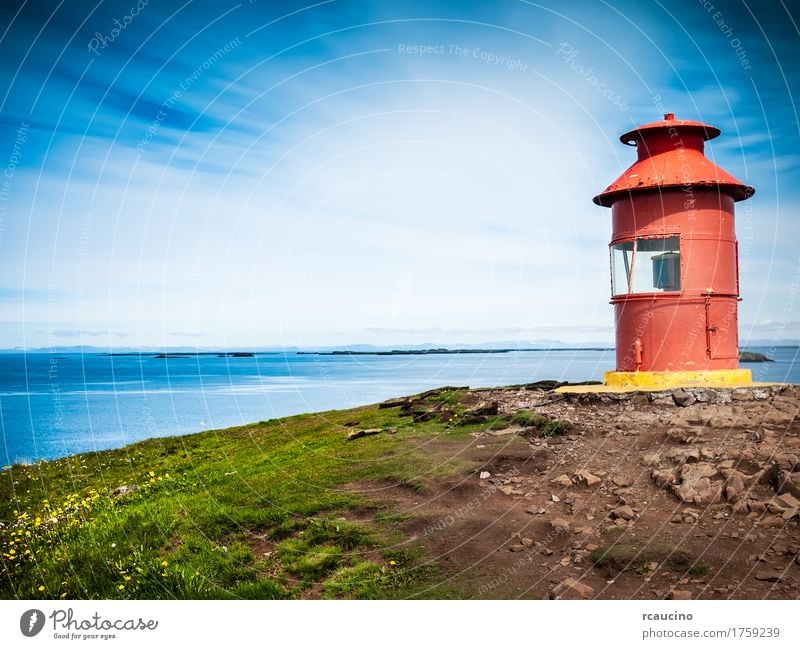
[630, 236, 681, 293]
[611, 242, 633, 295]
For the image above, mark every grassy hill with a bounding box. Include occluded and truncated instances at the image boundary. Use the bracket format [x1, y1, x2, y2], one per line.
[0, 389, 488, 599]
[6, 383, 798, 601]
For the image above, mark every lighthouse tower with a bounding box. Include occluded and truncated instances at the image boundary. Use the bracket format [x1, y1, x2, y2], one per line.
[594, 113, 754, 388]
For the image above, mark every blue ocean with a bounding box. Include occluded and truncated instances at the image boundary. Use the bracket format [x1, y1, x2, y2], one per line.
[1, 348, 797, 464]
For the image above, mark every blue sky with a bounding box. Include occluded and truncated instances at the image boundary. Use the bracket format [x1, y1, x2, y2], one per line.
[0, 0, 798, 349]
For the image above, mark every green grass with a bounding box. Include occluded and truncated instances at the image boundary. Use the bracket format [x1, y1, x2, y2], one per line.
[688, 564, 709, 577]
[0, 399, 490, 600]
[427, 389, 467, 406]
[510, 411, 570, 437]
[591, 542, 693, 574]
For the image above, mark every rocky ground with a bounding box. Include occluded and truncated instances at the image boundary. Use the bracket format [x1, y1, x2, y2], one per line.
[348, 383, 800, 599]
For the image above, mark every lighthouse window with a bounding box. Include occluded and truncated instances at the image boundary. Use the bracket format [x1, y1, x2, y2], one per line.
[611, 242, 634, 295]
[611, 236, 681, 295]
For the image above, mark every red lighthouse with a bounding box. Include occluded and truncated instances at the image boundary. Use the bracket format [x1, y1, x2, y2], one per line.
[594, 113, 755, 388]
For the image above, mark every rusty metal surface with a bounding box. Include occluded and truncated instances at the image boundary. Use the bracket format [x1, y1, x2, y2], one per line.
[594, 113, 754, 207]
[618, 114, 720, 145]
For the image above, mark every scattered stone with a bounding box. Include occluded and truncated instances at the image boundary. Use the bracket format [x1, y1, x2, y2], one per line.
[479, 471, 491, 479]
[700, 447, 716, 461]
[775, 493, 800, 510]
[610, 505, 635, 521]
[379, 397, 411, 409]
[672, 389, 696, 407]
[724, 473, 746, 502]
[550, 577, 595, 599]
[665, 426, 690, 442]
[612, 475, 634, 487]
[755, 571, 784, 583]
[412, 410, 436, 423]
[551, 494, 561, 503]
[684, 448, 702, 463]
[461, 401, 499, 423]
[525, 506, 546, 515]
[575, 470, 601, 488]
[760, 516, 784, 527]
[672, 463, 721, 504]
[111, 485, 137, 497]
[550, 474, 573, 487]
[346, 428, 381, 441]
[668, 589, 693, 600]
[652, 469, 677, 488]
[550, 517, 571, 532]
[642, 452, 662, 467]
[732, 500, 749, 514]
[773, 453, 800, 472]
[767, 500, 785, 514]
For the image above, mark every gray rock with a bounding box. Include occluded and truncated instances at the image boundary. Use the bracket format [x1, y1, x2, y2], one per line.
[672, 389, 696, 407]
[755, 571, 784, 582]
[111, 485, 138, 497]
[652, 469, 678, 488]
[347, 428, 381, 441]
[668, 589, 692, 600]
[610, 505, 635, 521]
[550, 577, 595, 599]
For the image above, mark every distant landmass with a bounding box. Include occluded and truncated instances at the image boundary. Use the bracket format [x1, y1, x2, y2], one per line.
[739, 350, 774, 362]
[300, 347, 613, 356]
[1, 342, 797, 354]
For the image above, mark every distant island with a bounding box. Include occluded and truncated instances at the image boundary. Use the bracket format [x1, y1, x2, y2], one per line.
[108, 352, 256, 358]
[298, 348, 775, 361]
[739, 350, 774, 362]
[299, 347, 613, 356]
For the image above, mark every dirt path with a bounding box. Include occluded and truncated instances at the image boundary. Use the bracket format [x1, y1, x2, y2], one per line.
[345, 384, 800, 599]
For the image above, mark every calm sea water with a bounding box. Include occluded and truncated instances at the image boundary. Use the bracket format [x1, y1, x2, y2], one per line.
[1, 348, 797, 464]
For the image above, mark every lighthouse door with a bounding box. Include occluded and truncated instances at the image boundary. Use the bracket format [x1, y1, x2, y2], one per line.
[706, 300, 738, 360]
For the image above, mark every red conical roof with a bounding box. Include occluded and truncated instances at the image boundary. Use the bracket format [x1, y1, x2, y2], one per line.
[618, 114, 720, 146]
[593, 114, 754, 207]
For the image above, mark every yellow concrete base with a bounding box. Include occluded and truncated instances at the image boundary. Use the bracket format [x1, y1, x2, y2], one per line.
[554, 368, 779, 394]
[604, 368, 753, 389]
